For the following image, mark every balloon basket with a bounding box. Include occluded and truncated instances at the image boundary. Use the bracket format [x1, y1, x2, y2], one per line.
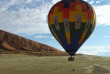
[68, 56, 74, 61]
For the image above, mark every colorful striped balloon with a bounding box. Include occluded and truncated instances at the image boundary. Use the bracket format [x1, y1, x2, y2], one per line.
[48, 0, 96, 56]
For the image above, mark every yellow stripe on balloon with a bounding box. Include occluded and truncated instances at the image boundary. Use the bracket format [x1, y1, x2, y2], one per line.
[91, 14, 94, 24]
[53, 7, 58, 16]
[50, 7, 58, 24]
[94, 12, 96, 26]
[78, 33, 86, 45]
[95, 14, 96, 26]
[82, 12, 88, 23]
[58, 12, 63, 22]
[50, 14, 54, 24]
[75, 5, 82, 15]
[69, 11, 76, 22]
[54, 34, 62, 45]
[91, 7, 96, 25]
[65, 32, 71, 44]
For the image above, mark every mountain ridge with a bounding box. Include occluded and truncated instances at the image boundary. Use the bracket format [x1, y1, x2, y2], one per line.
[0, 30, 68, 56]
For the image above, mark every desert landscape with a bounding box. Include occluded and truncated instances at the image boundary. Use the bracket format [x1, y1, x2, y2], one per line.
[0, 54, 110, 74]
[0, 30, 110, 74]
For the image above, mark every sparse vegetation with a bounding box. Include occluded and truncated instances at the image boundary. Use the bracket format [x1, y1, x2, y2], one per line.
[0, 54, 110, 74]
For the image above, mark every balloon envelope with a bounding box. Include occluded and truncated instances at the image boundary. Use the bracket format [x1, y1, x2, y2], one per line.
[48, 0, 96, 56]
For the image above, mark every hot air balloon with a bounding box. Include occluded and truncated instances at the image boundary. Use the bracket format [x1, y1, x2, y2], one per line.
[48, 0, 96, 61]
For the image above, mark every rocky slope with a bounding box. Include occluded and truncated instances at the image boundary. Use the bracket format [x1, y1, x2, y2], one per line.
[0, 30, 68, 56]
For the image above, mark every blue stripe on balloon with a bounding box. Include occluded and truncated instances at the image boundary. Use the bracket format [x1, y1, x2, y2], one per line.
[57, 32, 84, 56]
[73, 32, 80, 50]
[57, 32, 69, 50]
[63, 32, 80, 56]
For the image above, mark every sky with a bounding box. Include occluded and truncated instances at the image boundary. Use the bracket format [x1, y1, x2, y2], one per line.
[0, 0, 110, 57]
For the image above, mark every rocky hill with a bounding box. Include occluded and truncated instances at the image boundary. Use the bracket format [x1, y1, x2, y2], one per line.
[0, 30, 68, 56]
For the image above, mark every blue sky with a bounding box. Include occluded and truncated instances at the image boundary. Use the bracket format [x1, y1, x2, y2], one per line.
[0, 0, 110, 56]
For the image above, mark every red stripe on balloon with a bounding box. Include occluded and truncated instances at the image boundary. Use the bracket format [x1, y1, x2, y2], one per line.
[89, 5, 94, 14]
[63, 8, 69, 18]
[81, 3, 87, 12]
[58, 3, 64, 12]
[69, 2, 76, 11]
[87, 10, 92, 20]
[75, 0, 81, 4]
[48, 14, 50, 22]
